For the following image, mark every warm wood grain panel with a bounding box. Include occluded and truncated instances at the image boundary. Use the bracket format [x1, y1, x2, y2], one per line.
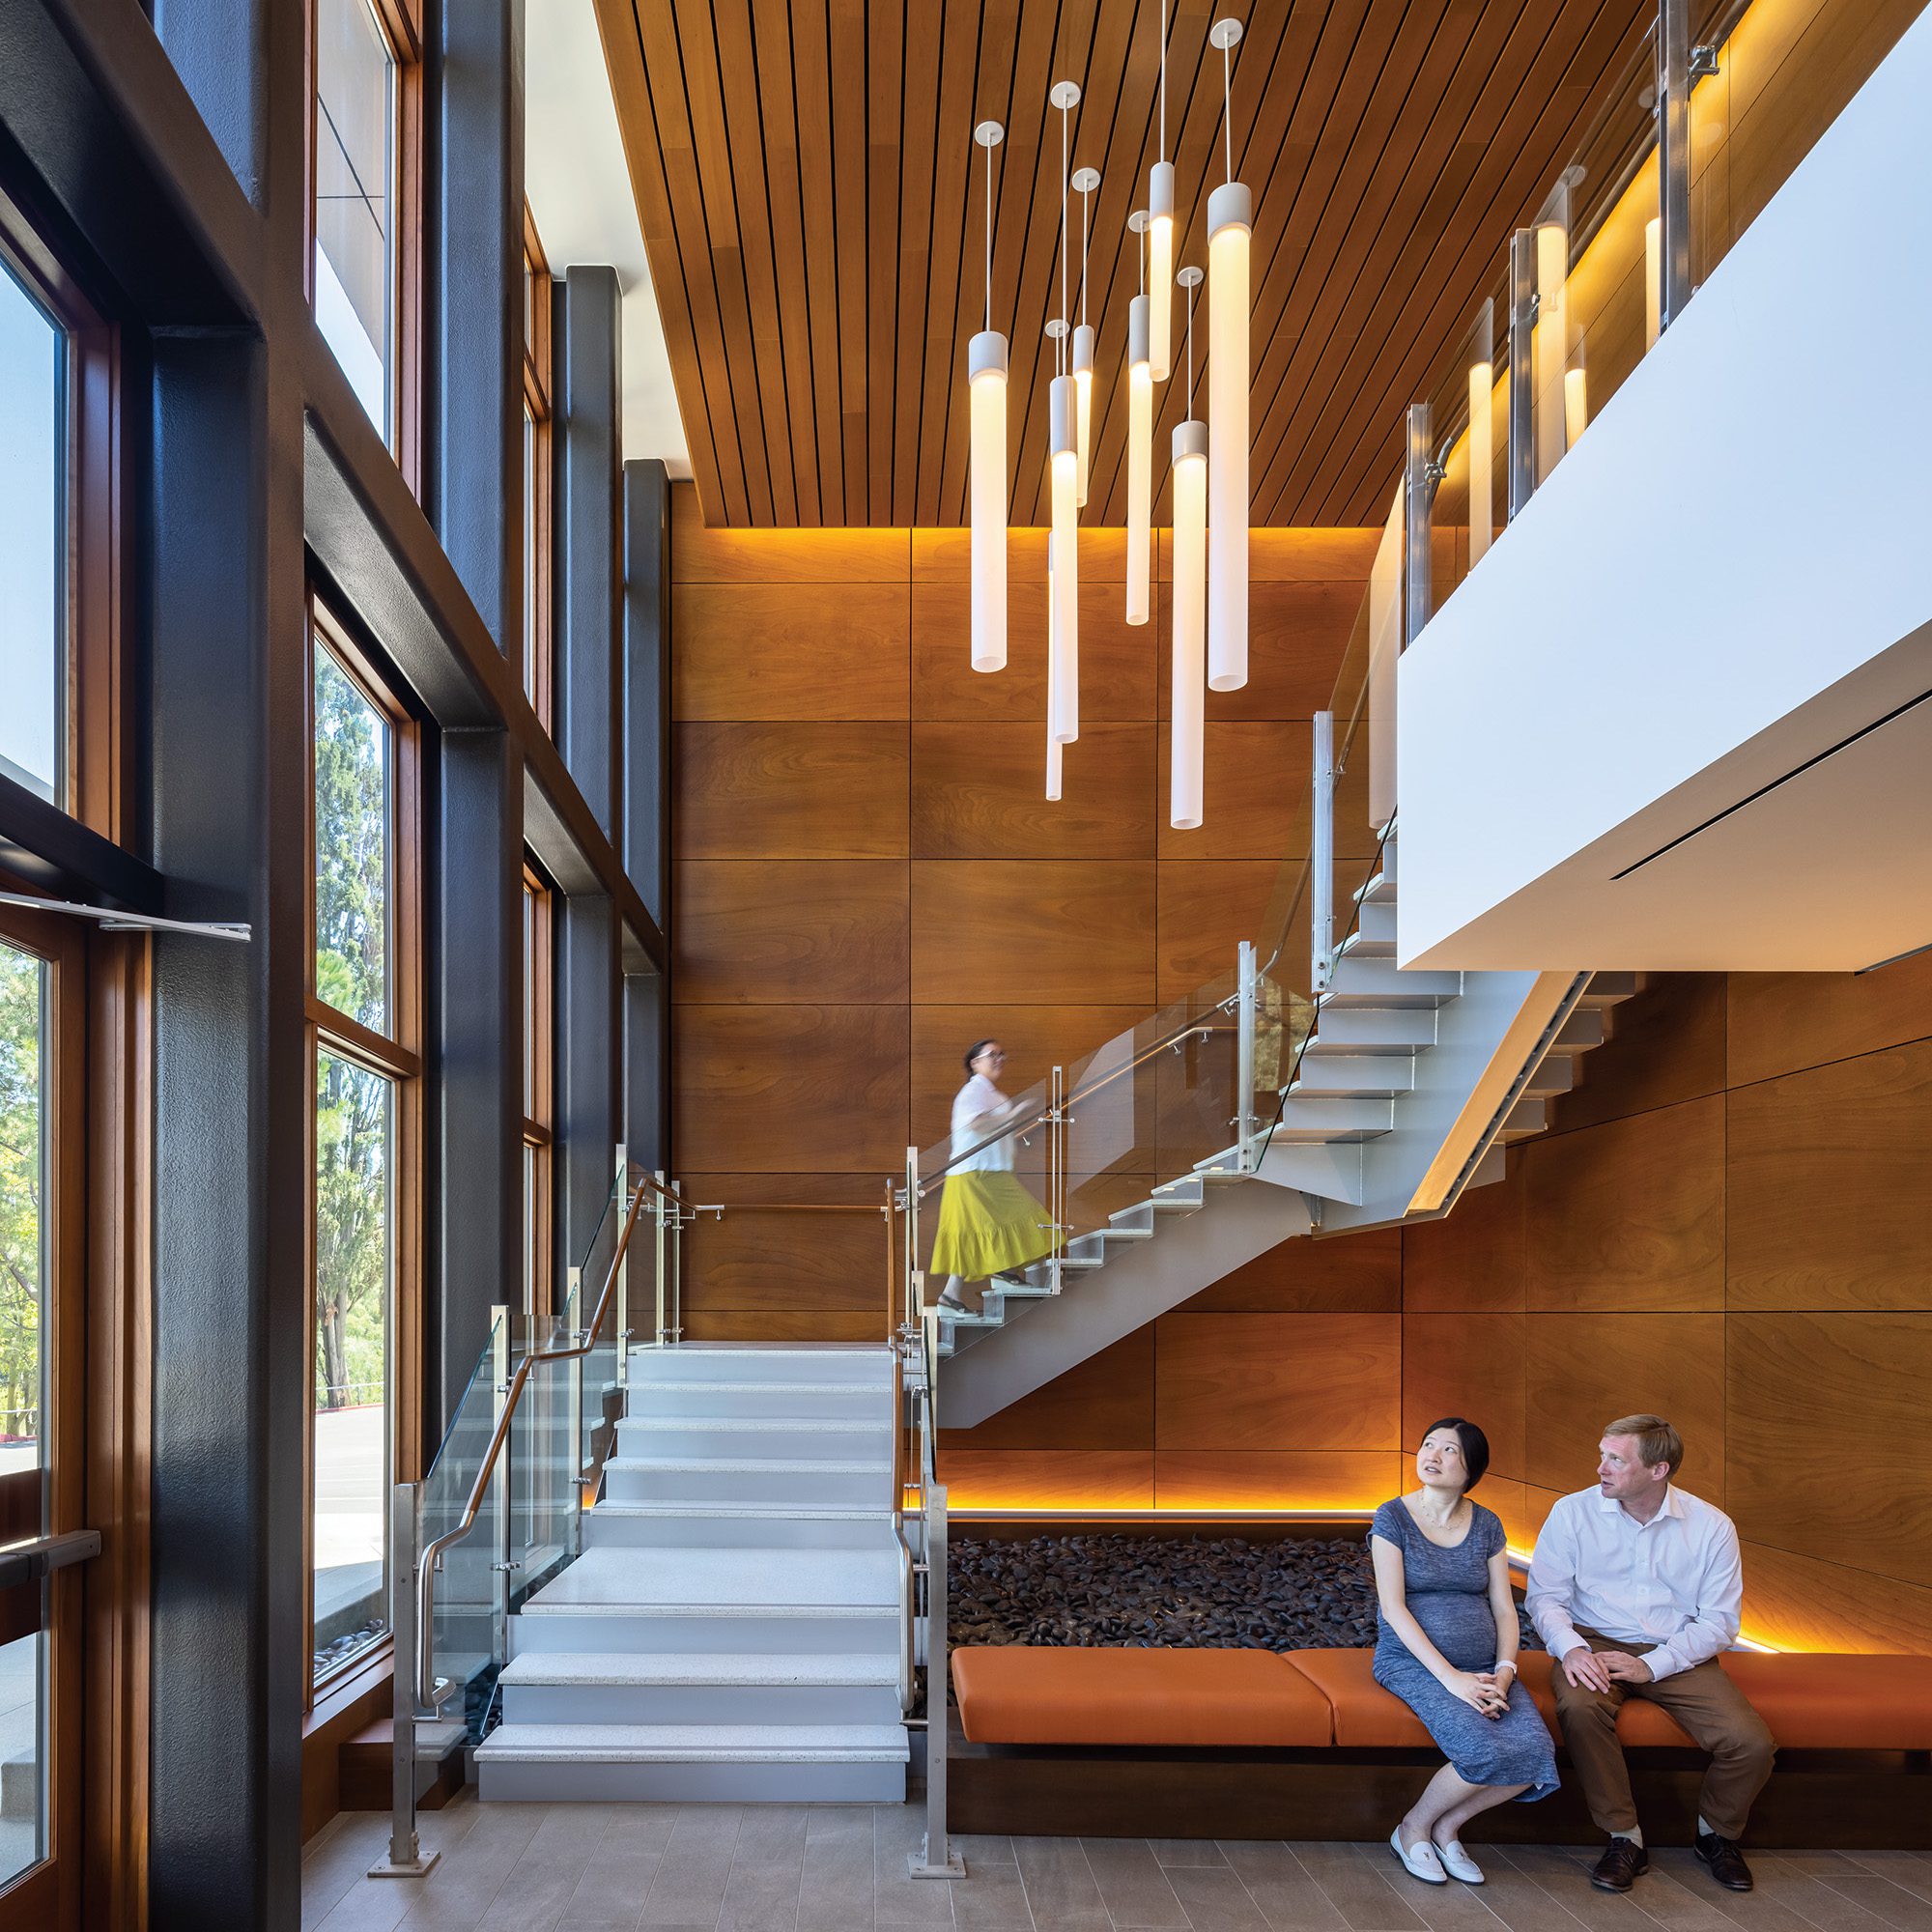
[910, 722, 1155, 862]
[1157, 580, 1364, 723]
[1524, 1313, 1727, 1498]
[1482, 1481, 1565, 1555]
[1178, 1229, 1401, 1316]
[1736, 1541, 1932, 1658]
[671, 581, 910, 721]
[909, 861, 1155, 1008]
[910, 573, 1157, 724]
[1402, 1312, 1528, 1481]
[941, 1330, 1155, 1453]
[911, 526, 1133, 582]
[1524, 1095, 1725, 1310]
[1153, 862, 1280, 1006]
[1727, 1039, 1932, 1310]
[678, 1174, 893, 1321]
[1154, 1313, 1401, 1454]
[671, 1005, 908, 1173]
[1402, 1154, 1526, 1313]
[938, 1450, 1156, 1510]
[910, 1005, 1145, 1155]
[1727, 951, 1932, 1088]
[1152, 1452, 1409, 1512]
[1728, 1312, 1932, 1590]
[673, 723, 909, 860]
[669, 491, 908, 578]
[1156, 723, 1312, 863]
[1248, 529, 1386, 581]
[672, 861, 908, 1006]
[684, 1307, 886, 1343]
[1553, 974, 1728, 1133]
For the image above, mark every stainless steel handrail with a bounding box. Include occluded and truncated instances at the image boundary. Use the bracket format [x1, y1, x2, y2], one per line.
[413, 1171, 668, 1706]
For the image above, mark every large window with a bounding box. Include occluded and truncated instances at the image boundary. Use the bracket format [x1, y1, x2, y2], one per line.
[308, 599, 419, 1692]
[0, 200, 117, 832]
[311, 0, 418, 469]
[522, 209, 553, 724]
[522, 864, 553, 1324]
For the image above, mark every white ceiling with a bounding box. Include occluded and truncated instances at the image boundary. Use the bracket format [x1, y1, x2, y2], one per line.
[525, 0, 692, 476]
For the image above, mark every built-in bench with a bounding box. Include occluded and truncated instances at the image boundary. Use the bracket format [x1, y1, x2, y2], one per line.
[949, 1645, 1932, 1846]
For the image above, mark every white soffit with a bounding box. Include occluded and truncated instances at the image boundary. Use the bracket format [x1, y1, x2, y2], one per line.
[526, 0, 692, 476]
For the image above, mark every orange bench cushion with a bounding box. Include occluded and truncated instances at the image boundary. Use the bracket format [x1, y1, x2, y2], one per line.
[952, 1644, 1333, 1747]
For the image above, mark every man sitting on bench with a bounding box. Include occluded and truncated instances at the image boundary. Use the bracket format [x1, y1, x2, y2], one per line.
[1525, 1413, 1775, 1897]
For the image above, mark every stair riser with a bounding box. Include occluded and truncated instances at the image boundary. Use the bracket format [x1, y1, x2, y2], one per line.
[628, 1385, 886, 1422]
[512, 1609, 901, 1655]
[582, 1510, 896, 1550]
[500, 1681, 902, 1726]
[1299, 1010, 1438, 1051]
[627, 1349, 893, 1389]
[479, 1757, 906, 1804]
[615, 1422, 892, 1461]
[602, 1464, 894, 1508]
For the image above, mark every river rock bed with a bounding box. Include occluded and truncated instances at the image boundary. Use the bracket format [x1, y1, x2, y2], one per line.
[951, 1534, 1542, 1653]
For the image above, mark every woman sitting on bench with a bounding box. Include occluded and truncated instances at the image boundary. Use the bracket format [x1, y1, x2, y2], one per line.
[1370, 1418, 1558, 1887]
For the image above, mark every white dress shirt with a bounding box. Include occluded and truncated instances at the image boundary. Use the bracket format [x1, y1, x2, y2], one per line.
[1525, 1485, 1744, 1684]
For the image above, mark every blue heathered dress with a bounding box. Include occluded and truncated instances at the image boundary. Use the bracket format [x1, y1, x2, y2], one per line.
[1370, 1498, 1559, 1800]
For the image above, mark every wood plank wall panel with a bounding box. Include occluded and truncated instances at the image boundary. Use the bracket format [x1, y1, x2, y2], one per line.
[670, 485, 1377, 1339]
[598, 0, 1655, 528]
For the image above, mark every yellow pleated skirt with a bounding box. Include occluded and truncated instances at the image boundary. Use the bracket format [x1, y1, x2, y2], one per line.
[929, 1170, 1054, 1280]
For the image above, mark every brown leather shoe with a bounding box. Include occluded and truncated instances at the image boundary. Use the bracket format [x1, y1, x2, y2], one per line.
[1695, 1833, 1754, 1891]
[1590, 1838, 1650, 1891]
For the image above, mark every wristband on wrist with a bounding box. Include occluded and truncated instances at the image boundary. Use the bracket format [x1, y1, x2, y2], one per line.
[1492, 1659, 1516, 1675]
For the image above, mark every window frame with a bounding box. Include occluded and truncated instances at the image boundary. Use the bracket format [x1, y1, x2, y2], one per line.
[522, 206, 554, 729]
[302, 590, 423, 1706]
[521, 859, 554, 1326]
[304, 0, 424, 489]
[0, 184, 125, 840]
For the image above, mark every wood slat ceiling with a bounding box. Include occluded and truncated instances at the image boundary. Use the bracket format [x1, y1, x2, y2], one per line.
[595, 0, 1653, 528]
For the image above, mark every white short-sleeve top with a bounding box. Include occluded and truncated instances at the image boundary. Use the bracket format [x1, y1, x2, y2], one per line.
[950, 1074, 1016, 1173]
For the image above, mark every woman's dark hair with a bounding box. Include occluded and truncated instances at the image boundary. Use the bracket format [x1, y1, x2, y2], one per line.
[964, 1038, 998, 1075]
[1421, 1416, 1491, 1492]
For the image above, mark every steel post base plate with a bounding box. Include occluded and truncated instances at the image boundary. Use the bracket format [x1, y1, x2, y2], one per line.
[369, 1848, 441, 1879]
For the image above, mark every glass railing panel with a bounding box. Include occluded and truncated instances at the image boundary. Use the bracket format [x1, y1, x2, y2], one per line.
[1692, 0, 1922, 285]
[418, 1312, 504, 1734]
[575, 1173, 627, 1492]
[508, 1283, 579, 1613]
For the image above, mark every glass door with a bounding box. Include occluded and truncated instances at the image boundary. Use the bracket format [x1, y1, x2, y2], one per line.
[0, 908, 84, 1931]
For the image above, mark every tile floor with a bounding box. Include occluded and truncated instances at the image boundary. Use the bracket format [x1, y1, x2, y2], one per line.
[302, 1798, 1932, 1931]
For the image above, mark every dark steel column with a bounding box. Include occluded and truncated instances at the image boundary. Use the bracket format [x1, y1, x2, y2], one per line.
[622, 459, 670, 935]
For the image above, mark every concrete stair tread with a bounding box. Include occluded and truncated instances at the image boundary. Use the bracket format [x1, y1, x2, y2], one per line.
[521, 1545, 898, 1611]
[497, 1650, 896, 1688]
[477, 1721, 909, 1763]
[617, 1415, 889, 1434]
[626, 1379, 884, 1397]
[588, 1501, 892, 1520]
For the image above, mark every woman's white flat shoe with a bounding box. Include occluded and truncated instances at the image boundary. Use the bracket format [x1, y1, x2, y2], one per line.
[1434, 1839, 1485, 1884]
[1389, 1828, 1447, 1885]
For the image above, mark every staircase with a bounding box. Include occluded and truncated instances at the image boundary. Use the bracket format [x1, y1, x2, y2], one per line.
[475, 1344, 911, 1803]
[940, 832, 1640, 1425]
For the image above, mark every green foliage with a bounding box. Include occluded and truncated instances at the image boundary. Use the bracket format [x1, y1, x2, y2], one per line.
[0, 945, 43, 1443]
[312, 648, 392, 1414]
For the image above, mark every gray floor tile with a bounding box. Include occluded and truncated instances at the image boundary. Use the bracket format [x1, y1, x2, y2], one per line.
[1166, 1863, 1274, 1928]
[876, 1802, 955, 1926]
[954, 1836, 1016, 1866]
[717, 1807, 808, 1932]
[1152, 1837, 1232, 1867]
[1293, 1842, 1432, 1932]
[314, 1876, 427, 1932]
[641, 1807, 746, 1927]
[798, 1807, 874, 1932]
[561, 1845, 663, 1929]
[1080, 1836, 1190, 1927]
[1012, 1835, 1110, 1932]
[952, 1865, 1036, 1931]
[1216, 1843, 1350, 1932]
[1492, 1846, 1662, 1929]
[1452, 1852, 1594, 1932]
[1749, 1856, 1901, 1929]
[1809, 1877, 1932, 1931]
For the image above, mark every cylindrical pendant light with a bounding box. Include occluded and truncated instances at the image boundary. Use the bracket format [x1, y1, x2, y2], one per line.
[1046, 548, 1064, 800]
[968, 121, 1008, 673]
[1125, 211, 1152, 627]
[1171, 266, 1207, 832]
[1644, 215, 1662, 353]
[1207, 17, 1250, 694]
[1048, 82, 1081, 747]
[1147, 0, 1174, 383]
[1072, 166, 1098, 510]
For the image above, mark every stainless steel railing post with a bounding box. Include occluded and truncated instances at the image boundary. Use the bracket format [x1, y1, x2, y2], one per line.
[369, 1483, 439, 1878]
[613, 1145, 630, 1387]
[1236, 940, 1258, 1169]
[1658, 0, 1692, 330]
[1404, 401, 1435, 647]
[491, 1302, 511, 1655]
[1311, 710, 1336, 995]
[1508, 230, 1536, 521]
[654, 1168, 668, 1346]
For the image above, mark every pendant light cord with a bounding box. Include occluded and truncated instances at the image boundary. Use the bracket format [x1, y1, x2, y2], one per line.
[1159, 0, 1168, 161]
[984, 138, 993, 334]
[1059, 97, 1069, 376]
[1185, 277, 1195, 414]
[1222, 31, 1234, 182]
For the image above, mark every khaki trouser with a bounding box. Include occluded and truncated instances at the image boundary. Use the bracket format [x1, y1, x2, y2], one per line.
[1549, 1631, 1776, 1840]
